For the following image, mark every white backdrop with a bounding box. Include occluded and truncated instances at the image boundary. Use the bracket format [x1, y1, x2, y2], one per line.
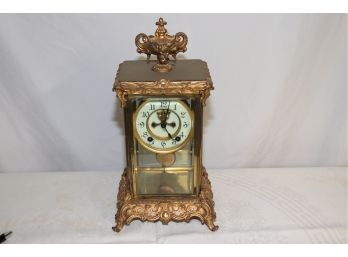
[0, 14, 346, 172]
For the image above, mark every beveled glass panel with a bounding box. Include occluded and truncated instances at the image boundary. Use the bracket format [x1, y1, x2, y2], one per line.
[136, 169, 193, 195]
[131, 96, 197, 196]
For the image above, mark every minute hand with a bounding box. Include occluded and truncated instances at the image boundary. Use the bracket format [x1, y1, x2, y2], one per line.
[164, 126, 173, 140]
[165, 101, 173, 139]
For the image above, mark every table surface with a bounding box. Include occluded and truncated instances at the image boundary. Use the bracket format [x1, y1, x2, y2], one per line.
[0, 167, 346, 243]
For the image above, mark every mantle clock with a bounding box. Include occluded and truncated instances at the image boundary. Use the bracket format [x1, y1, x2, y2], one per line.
[112, 18, 218, 232]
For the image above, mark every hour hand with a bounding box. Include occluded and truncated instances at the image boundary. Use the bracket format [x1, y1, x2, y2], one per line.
[166, 122, 176, 128]
[151, 122, 161, 128]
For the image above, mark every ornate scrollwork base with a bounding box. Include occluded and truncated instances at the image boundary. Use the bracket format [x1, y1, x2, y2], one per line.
[112, 167, 218, 232]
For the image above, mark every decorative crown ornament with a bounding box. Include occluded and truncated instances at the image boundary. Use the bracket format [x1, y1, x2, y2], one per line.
[135, 17, 188, 72]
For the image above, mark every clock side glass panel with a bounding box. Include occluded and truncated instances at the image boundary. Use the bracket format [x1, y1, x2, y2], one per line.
[131, 96, 195, 196]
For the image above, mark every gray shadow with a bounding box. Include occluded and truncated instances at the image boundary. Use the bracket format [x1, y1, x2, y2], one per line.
[203, 101, 214, 129]
[111, 99, 125, 134]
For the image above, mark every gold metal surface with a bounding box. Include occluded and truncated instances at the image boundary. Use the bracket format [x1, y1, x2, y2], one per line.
[113, 167, 218, 232]
[115, 79, 212, 108]
[112, 18, 217, 233]
[112, 59, 214, 108]
[135, 167, 192, 173]
[114, 60, 213, 82]
[135, 18, 188, 73]
[156, 153, 176, 167]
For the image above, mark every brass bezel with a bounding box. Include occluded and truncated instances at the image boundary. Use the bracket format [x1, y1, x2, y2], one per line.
[133, 98, 194, 154]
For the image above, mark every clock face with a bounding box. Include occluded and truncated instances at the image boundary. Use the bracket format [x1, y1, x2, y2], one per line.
[134, 99, 193, 153]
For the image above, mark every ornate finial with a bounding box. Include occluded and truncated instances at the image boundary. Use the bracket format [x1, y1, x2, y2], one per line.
[155, 17, 167, 37]
[135, 18, 188, 73]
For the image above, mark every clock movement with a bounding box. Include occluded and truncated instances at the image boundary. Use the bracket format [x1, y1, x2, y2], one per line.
[112, 18, 218, 232]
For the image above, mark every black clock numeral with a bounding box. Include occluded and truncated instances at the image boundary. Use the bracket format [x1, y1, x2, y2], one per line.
[183, 121, 189, 128]
[142, 111, 149, 118]
[138, 122, 145, 128]
[150, 104, 156, 111]
[173, 104, 177, 110]
[180, 112, 186, 118]
[161, 141, 166, 148]
[142, 131, 148, 138]
[179, 131, 185, 138]
[171, 139, 177, 145]
[160, 100, 169, 108]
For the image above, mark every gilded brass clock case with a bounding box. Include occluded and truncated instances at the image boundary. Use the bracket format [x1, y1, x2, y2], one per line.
[112, 18, 217, 232]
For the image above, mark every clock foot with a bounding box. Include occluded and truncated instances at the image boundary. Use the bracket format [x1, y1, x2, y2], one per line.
[206, 219, 219, 231]
[112, 220, 125, 233]
[113, 167, 218, 232]
[112, 225, 121, 233]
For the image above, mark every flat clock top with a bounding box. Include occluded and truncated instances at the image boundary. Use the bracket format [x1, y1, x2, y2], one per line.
[116, 59, 211, 83]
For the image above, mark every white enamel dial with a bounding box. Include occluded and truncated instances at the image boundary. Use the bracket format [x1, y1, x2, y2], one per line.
[134, 99, 193, 153]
